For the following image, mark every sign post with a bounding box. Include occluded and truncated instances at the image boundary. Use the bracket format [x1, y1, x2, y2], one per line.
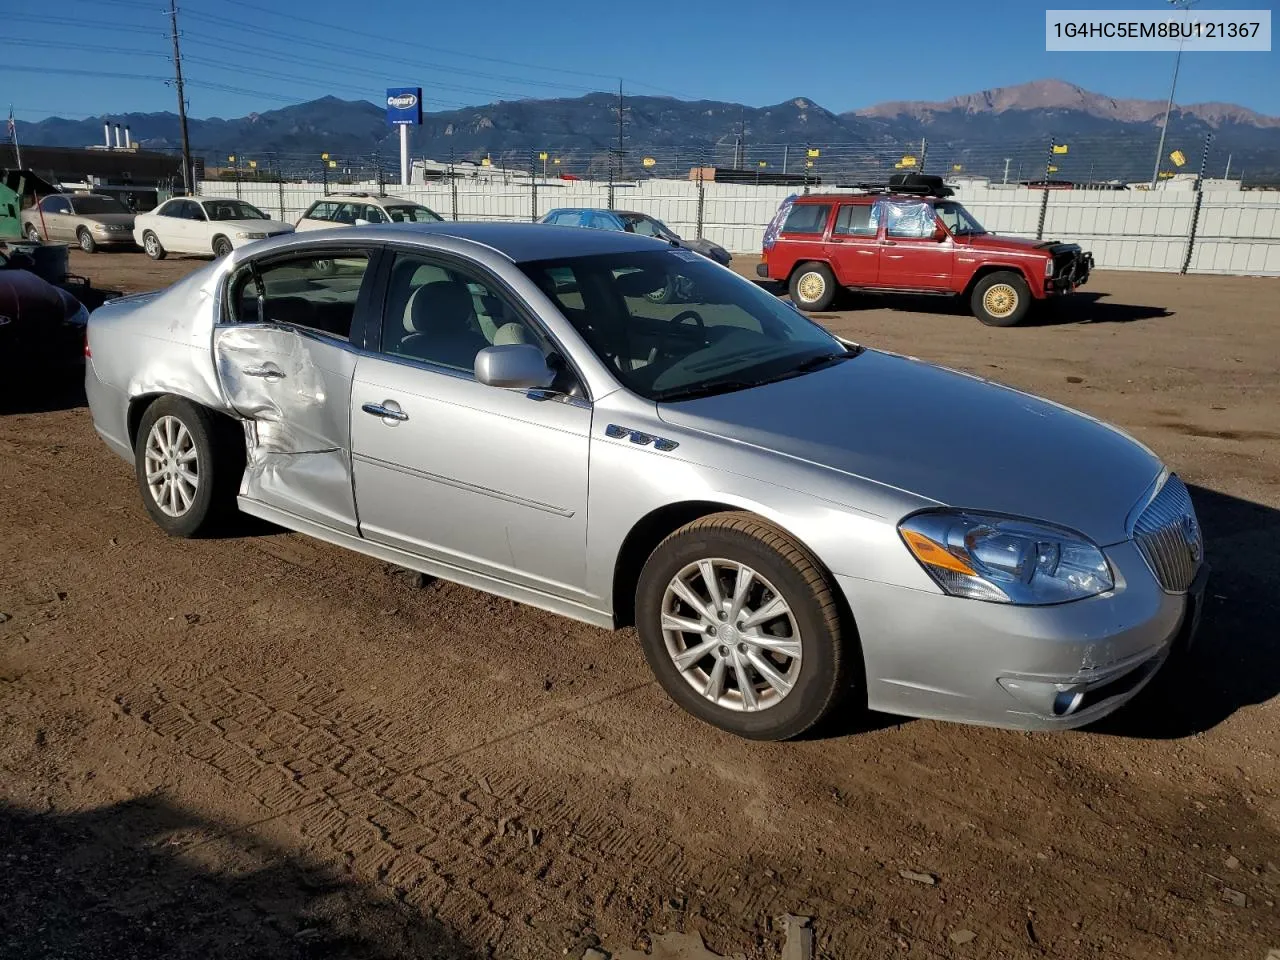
[386, 87, 423, 187]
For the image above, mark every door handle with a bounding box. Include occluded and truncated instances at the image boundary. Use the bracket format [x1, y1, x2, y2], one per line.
[881, 240, 897, 246]
[243, 363, 285, 381]
[362, 400, 409, 423]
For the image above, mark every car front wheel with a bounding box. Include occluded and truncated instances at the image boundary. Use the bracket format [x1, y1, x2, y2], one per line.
[134, 396, 240, 537]
[142, 231, 166, 260]
[972, 271, 1032, 326]
[77, 228, 97, 253]
[25, 224, 42, 242]
[636, 512, 851, 740]
[212, 236, 233, 258]
[788, 262, 838, 312]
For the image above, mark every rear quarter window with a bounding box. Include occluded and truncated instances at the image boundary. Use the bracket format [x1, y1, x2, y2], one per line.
[781, 203, 831, 235]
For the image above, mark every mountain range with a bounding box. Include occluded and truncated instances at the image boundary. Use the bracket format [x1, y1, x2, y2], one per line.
[12, 79, 1280, 182]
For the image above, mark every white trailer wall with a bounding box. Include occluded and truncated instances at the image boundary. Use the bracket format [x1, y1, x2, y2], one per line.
[200, 179, 1280, 276]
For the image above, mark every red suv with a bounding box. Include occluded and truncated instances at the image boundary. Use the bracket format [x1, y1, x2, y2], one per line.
[757, 175, 1093, 326]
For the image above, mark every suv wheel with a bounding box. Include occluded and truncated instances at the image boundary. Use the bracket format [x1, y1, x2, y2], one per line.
[788, 263, 838, 312]
[636, 512, 851, 741]
[972, 271, 1031, 327]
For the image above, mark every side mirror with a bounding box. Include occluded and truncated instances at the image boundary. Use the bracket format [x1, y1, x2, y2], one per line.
[474, 343, 554, 390]
[354, 218, 370, 226]
[934, 225, 949, 242]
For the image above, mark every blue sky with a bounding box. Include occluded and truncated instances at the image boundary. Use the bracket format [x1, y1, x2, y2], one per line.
[5, 0, 1277, 122]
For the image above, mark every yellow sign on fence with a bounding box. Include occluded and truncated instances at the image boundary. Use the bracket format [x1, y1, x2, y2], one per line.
[806, 148, 820, 158]
[1170, 149, 1187, 167]
[642, 157, 656, 168]
[899, 155, 917, 168]
[1052, 143, 1069, 155]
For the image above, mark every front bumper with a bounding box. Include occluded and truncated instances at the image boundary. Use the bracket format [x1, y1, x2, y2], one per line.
[756, 262, 770, 278]
[1046, 251, 1093, 294]
[839, 539, 1207, 731]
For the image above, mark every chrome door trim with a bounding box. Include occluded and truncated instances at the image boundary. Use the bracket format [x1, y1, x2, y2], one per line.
[351, 452, 575, 518]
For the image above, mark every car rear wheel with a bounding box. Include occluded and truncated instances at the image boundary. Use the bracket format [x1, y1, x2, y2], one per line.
[142, 231, 166, 260]
[25, 224, 42, 242]
[77, 229, 97, 254]
[212, 236, 233, 258]
[972, 271, 1031, 327]
[788, 262, 838, 312]
[636, 512, 850, 740]
[134, 396, 240, 538]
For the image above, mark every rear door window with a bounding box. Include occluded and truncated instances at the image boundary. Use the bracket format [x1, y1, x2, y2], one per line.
[781, 203, 831, 235]
[885, 201, 936, 239]
[833, 203, 880, 237]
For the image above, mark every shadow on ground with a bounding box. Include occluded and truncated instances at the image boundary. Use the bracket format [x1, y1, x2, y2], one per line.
[0, 795, 482, 960]
[0, 366, 87, 416]
[1028, 291, 1173, 326]
[1096, 484, 1280, 739]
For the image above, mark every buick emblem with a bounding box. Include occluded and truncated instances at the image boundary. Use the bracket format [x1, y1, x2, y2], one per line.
[1182, 514, 1202, 563]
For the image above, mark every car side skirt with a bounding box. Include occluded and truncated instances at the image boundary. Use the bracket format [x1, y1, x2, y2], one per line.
[236, 496, 617, 630]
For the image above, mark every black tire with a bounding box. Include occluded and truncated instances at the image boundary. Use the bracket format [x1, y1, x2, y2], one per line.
[25, 224, 42, 242]
[971, 270, 1032, 327]
[142, 230, 166, 261]
[788, 262, 838, 312]
[134, 396, 242, 538]
[77, 228, 97, 254]
[636, 512, 851, 741]
[212, 236, 234, 258]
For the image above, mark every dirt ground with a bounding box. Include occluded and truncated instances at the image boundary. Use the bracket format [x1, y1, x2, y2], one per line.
[2, 249, 1278, 960]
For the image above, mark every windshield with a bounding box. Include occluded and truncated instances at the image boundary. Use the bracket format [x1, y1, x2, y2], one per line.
[385, 204, 443, 223]
[621, 214, 678, 241]
[204, 200, 268, 221]
[520, 249, 848, 402]
[70, 196, 128, 215]
[934, 200, 986, 236]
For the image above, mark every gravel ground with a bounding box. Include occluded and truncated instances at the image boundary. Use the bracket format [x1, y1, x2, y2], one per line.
[1, 248, 1277, 959]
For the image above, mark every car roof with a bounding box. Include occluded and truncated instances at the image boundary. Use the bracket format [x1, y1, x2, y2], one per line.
[276, 220, 667, 262]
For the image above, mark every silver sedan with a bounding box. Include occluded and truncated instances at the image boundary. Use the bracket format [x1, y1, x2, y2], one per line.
[84, 222, 1207, 740]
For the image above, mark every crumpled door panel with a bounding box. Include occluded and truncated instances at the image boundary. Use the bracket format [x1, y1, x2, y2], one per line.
[214, 324, 359, 534]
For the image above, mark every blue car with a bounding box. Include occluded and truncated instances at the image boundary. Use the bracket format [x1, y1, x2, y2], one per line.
[538, 208, 732, 267]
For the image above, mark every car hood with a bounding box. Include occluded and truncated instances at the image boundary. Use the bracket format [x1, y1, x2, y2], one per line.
[678, 237, 732, 264]
[656, 349, 1161, 545]
[81, 213, 136, 227]
[959, 233, 1075, 254]
[213, 219, 293, 233]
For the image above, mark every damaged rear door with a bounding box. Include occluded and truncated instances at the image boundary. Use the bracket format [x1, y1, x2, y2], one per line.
[214, 248, 377, 536]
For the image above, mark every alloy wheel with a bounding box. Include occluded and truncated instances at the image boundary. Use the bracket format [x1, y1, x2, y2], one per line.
[983, 283, 1018, 319]
[144, 234, 159, 257]
[796, 271, 825, 304]
[660, 558, 802, 712]
[144, 415, 200, 518]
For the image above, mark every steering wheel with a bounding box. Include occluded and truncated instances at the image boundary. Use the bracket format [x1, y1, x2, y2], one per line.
[656, 309, 706, 357]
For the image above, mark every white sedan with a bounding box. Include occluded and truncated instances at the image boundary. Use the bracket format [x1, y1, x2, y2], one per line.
[134, 197, 294, 260]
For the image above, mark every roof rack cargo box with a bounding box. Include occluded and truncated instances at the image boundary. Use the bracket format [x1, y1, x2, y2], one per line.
[887, 173, 951, 196]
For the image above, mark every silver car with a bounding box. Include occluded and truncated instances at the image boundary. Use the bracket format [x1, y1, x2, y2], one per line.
[84, 223, 1207, 740]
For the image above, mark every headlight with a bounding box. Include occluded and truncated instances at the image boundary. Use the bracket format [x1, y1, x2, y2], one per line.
[93, 223, 110, 233]
[235, 231, 268, 239]
[1044, 259, 1055, 278]
[899, 511, 1113, 605]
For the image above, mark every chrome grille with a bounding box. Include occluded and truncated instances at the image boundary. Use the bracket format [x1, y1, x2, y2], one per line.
[1132, 474, 1202, 593]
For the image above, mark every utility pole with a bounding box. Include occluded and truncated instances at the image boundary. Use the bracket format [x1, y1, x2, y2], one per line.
[168, 0, 193, 195]
[1002, 157, 1011, 184]
[734, 106, 745, 169]
[1224, 154, 1232, 180]
[1152, 0, 1199, 189]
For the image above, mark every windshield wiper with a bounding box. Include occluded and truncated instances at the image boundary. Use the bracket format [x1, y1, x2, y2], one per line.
[655, 379, 765, 403]
[786, 348, 862, 375]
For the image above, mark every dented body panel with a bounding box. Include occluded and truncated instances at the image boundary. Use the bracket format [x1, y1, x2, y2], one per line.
[86, 221, 1202, 732]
